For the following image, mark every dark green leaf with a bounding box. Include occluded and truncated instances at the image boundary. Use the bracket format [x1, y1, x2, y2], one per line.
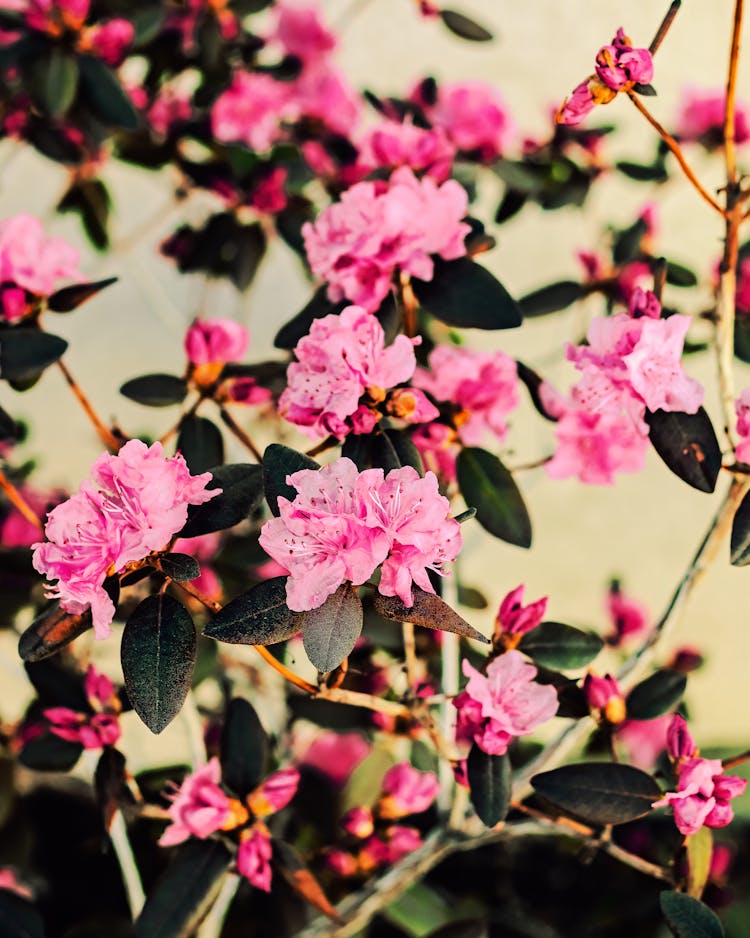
[120, 374, 188, 407]
[519, 281, 585, 317]
[20, 730, 83, 771]
[467, 746, 510, 827]
[412, 258, 522, 330]
[177, 415, 224, 475]
[18, 604, 92, 662]
[516, 360, 558, 421]
[24, 659, 87, 710]
[302, 583, 363, 673]
[0, 891, 45, 938]
[180, 463, 264, 537]
[646, 408, 722, 494]
[57, 178, 111, 250]
[229, 222, 266, 291]
[0, 403, 17, 440]
[78, 55, 139, 129]
[616, 160, 669, 182]
[135, 839, 232, 938]
[531, 762, 661, 825]
[220, 697, 267, 797]
[373, 587, 489, 644]
[274, 287, 346, 350]
[132, 5, 165, 45]
[121, 593, 197, 734]
[659, 891, 724, 938]
[518, 621, 602, 670]
[495, 187, 527, 224]
[625, 669, 687, 720]
[730, 489, 750, 564]
[159, 553, 201, 582]
[456, 447, 531, 547]
[95, 746, 127, 829]
[439, 9, 493, 41]
[341, 433, 374, 471]
[47, 276, 118, 312]
[533, 667, 589, 719]
[456, 584, 488, 609]
[613, 218, 647, 265]
[0, 329, 67, 383]
[735, 315, 750, 364]
[633, 83, 657, 96]
[263, 444, 319, 516]
[384, 428, 425, 475]
[666, 262, 698, 287]
[204, 576, 302, 645]
[27, 47, 78, 117]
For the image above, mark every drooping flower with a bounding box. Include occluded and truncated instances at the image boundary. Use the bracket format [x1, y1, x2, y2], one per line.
[378, 763, 439, 818]
[676, 87, 750, 149]
[453, 651, 558, 756]
[159, 758, 232, 846]
[32, 440, 219, 638]
[43, 664, 122, 750]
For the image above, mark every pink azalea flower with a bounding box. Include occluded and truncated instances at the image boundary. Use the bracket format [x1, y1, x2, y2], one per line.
[454, 651, 558, 756]
[32, 440, 218, 639]
[412, 423, 460, 482]
[87, 18, 133, 65]
[414, 345, 519, 446]
[44, 707, 121, 748]
[184, 317, 248, 366]
[653, 756, 747, 836]
[237, 826, 273, 891]
[326, 849, 358, 877]
[617, 716, 671, 770]
[25, 0, 89, 32]
[606, 582, 649, 645]
[495, 585, 547, 637]
[247, 767, 300, 817]
[211, 72, 293, 152]
[583, 672, 625, 724]
[383, 825, 422, 863]
[595, 28, 653, 91]
[0, 485, 63, 547]
[159, 758, 231, 846]
[268, 0, 337, 64]
[623, 316, 704, 413]
[295, 729, 370, 785]
[292, 63, 362, 136]
[250, 167, 288, 215]
[384, 388, 439, 425]
[84, 664, 116, 708]
[557, 80, 600, 126]
[342, 806, 375, 839]
[379, 763, 439, 818]
[0, 214, 82, 297]
[357, 119, 455, 180]
[676, 87, 750, 148]
[148, 85, 192, 137]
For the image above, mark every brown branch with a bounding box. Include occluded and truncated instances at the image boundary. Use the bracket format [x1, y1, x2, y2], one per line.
[57, 359, 122, 452]
[649, 0, 682, 55]
[218, 406, 263, 462]
[725, 0, 745, 187]
[0, 468, 43, 529]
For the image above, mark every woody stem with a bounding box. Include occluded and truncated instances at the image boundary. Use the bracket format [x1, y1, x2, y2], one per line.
[0, 467, 42, 529]
[57, 359, 122, 452]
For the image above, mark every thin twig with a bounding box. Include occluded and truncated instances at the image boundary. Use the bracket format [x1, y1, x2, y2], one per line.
[649, 0, 682, 55]
[724, 0, 744, 187]
[56, 359, 122, 452]
[0, 468, 43, 529]
[218, 405, 263, 462]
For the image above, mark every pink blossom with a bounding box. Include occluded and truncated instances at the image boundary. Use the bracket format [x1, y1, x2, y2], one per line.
[326, 849, 358, 876]
[268, 0, 337, 64]
[557, 80, 600, 126]
[211, 72, 292, 152]
[595, 28, 653, 91]
[414, 345, 519, 446]
[617, 716, 671, 770]
[606, 582, 649, 645]
[0, 285, 27, 322]
[32, 440, 218, 638]
[385, 388, 439, 425]
[148, 85, 192, 137]
[227, 377, 272, 406]
[384, 826, 422, 862]
[84, 664, 116, 708]
[583, 672, 625, 723]
[623, 316, 704, 413]
[379, 763, 439, 817]
[357, 120, 455, 180]
[247, 767, 300, 817]
[44, 707, 120, 748]
[237, 826, 273, 891]
[296, 729, 370, 785]
[454, 651, 558, 756]
[159, 758, 231, 846]
[412, 423, 459, 482]
[0, 869, 32, 900]
[293, 63, 362, 136]
[250, 167, 288, 215]
[628, 286, 661, 319]
[653, 756, 747, 836]
[676, 87, 750, 148]
[495, 585, 547, 637]
[667, 714, 697, 762]
[184, 318, 248, 366]
[0, 214, 82, 297]
[25, 0, 89, 32]
[342, 806, 375, 839]
[87, 18, 133, 65]
[735, 387, 750, 463]
[0, 485, 63, 547]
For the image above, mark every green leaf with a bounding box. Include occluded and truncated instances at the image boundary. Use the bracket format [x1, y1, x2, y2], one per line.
[203, 576, 302, 645]
[220, 697, 267, 797]
[633, 82, 657, 96]
[686, 827, 713, 900]
[646, 408, 722, 494]
[456, 447, 531, 547]
[121, 593, 197, 734]
[47, 276, 118, 312]
[0, 329, 67, 383]
[302, 583, 363, 673]
[730, 489, 750, 565]
[57, 178, 111, 250]
[625, 669, 687, 720]
[382, 428, 424, 475]
[467, 745, 511, 827]
[518, 621, 603, 670]
[78, 55, 139, 129]
[659, 891, 724, 938]
[666, 261, 698, 287]
[531, 762, 661, 825]
[439, 9, 493, 41]
[25, 659, 88, 710]
[516, 360, 558, 422]
[412, 258, 522, 330]
[373, 587, 489, 644]
[158, 553, 201, 582]
[229, 222, 267, 291]
[177, 415, 224, 475]
[18, 604, 92, 662]
[519, 281, 585, 317]
[20, 730, 83, 772]
[120, 374, 188, 407]
[27, 47, 79, 117]
[135, 840, 232, 938]
[616, 160, 669, 182]
[180, 463, 264, 538]
[613, 218, 647, 265]
[456, 584, 488, 610]
[263, 444, 319, 516]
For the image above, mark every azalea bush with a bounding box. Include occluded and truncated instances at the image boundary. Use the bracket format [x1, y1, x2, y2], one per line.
[2, 1, 750, 936]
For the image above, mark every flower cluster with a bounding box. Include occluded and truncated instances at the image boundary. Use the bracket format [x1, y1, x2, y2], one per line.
[43, 665, 121, 749]
[545, 289, 704, 484]
[653, 716, 747, 836]
[279, 305, 437, 440]
[32, 439, 219, 638]
[258, 458, 462, 611]
[557, 28, 654, 126]
[453, 651, 558, 756]
[356, 120, 455, 181]
[12, 0, 133, 65]
[302, 167, 470, 312]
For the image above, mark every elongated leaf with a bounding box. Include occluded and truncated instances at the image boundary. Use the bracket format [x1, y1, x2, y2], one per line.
[518, 622, 602, 670]
[20, 730, 83, 771]
[180, 463, 264, 537]
[467, 746, 511, 827]
[412, 258, 522, 330]
[456, 447, 531, 547]
[730, 489, 750, 565]
[27, 47, 78, 117]
[516, 360, 559, 422]
[302, 584, 363, 673]
[646, 408, 721, 494]
[440, 9, 493, 41]
[158, 553, 201, 582]
[666, 261, 698, 288]
[373, 588, 489, 643]
[120, 374, 188, 407]
[263, 444, 319, 516]
[531, 762, 661, 825]
[220, 697, 267, 797]
[121, 594, 197, 734]
[177, 415, 224, 475]
[24, 659, 88, 710]
[204, 576, 302, 645]
[0, 403, 16, 440]
[686, 827, 713, 900]
[135, 840, 232, 938]
[659, 891, 724, 938]
[18, 604, 92, 662]
[519, 281, 585, 317]
[47, 277, 118, 312]
[78, 55, 139, 129]
[616, 159, 669, 182]
[274, 840, 341, 921]
[95, 746, 127, 830]
[625, 669, 687, 720]
[0, 330, 68, 383]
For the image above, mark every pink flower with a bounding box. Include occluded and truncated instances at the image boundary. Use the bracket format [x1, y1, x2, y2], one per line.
[268, 0, 337, 64]
[412, 423, 459, 482]
[279, 305, 419, 439]
[211, 72, 292, 152]
[184, 318, 248, 366]
[653, 757, 747, 836]
[357, 120, 455, 180]
[384, 826, 422, 862]
[454, 651, 558, 756]
[326, 849, 358, 876]
[250, 167, 288, 215]
[0, 869, 32, 900]
[735, 387, 750, 463]
[237, 826, 273, 891]
[623, 316, 704, 413]
[32, 440, 218, 639]
[667, 714, 697, 762]
[583, 672, 625, 724]
[84, 664, 116, 708]
[159, 758, 231, 846]
[87, 18, 133, 65]
[0, 485, 63, 546]
[379, 763, 439, 818]
[414, 346, 519, 446]
[606, 582, 649, 645]
[676, 87, 750, 148]
[556, 80, 599, 126]
[617, 716, 671, 770]
[148, 85, 192, 137]
[385, 388, 439, 425]
[0, 214, 82, 297]
[628, 286, 661, 319]
[595, 28, 653, 91]
[342, 806, 375, 839]
[495, 585, 547, 637]
[295, 729, 370, 785]
[44, 707, 121, 748]
[247, 767, 300, 817]
[25, 0, 89, 32]
[293, 63, 362, 136]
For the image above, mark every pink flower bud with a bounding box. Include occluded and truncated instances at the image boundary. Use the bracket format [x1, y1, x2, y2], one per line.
[583, 673, 625, 724]
[495, 585, 547, 637]
[342, 806, 374, 839]
[184, 318, 249, 366]
[606, 582, 650, 645]
[379, 763, 439, 818]
[247, 767, 299, 818]
[88, 18, 134, 65]
[666, 714, 697, 762]
[237, 826, 273, 892]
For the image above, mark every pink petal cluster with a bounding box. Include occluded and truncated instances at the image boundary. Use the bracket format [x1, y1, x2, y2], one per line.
[412, 423, 460, 482]
[86, 18, 133, 65]
[676, 87, 750, 148]
[211, 72, 292, 153]
[617, 715, 671, 770]
[279, 305, 435, 439]
[268, 0, 336, 64]
[379, 762, 439, 818]
[159, 758, 231, 846]
[32, 440, 219, 639]
[148, 85, 193, 137]
[247, 767, 300, 817]
[44, 706, 120, 749]
[495, 585, 547, 638]
[357, 120, 455, 180]
[606, 582, 649, 645]
[583, 672, 625, 724]
[25, 0, 88, 32]
[302, 167, 470, 312]
[414, 345, 519, 446]
[735, 387, 750, 463]
[453, 651, 558, 756]
[295, 729, 370, 785]
[184, 317, 248, 366]
[258, 458, 462, 611]
[237, 827, 273, 891]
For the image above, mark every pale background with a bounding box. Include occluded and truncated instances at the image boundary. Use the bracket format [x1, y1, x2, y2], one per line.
[1, 0, 749, 749]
